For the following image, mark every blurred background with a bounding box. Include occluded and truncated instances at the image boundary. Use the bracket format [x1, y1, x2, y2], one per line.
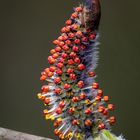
[0, 0, 140, 139]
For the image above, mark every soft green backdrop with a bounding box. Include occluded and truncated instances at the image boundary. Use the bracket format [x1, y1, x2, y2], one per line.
[0, 0, 139, 140]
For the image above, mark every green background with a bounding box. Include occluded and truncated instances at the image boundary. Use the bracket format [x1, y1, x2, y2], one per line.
[0, 0, 140, 139]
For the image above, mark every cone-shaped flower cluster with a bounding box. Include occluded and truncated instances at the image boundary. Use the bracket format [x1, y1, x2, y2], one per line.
[38, 2, 116, 140]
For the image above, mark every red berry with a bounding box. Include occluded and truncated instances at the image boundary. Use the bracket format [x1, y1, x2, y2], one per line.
[78, 64, 85, 71]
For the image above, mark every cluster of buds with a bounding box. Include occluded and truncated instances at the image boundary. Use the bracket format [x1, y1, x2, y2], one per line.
[38, 2, 116, 140]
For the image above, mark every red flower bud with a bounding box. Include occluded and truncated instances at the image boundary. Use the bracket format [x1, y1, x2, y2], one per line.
[85, 119, 92, 126]
[44, 98, 51, 105]
[71, 12, 78, 18]
[108, 104, 114, 111]
[70, 73, 76, 80]
[57, 63, 64, 69]
[74, 39, 81, 44]
[56, 107, 62, 114]
[69, 107, 75, 114]
[72, 46, 79, 52]
[56, 69, 63, 75]
[98, 123, 105, 130]
[54, 88, 61, 95]
[109, 116, 116, 125]
[72, 96, 79, 102]
[98, 106, 105, 113]
[74, 57, 81, 64]
[41, 85, 49, 93]
[68, 59, 74, 65]
[85, 108, 92, 115]
[72, 119, 79, 125]
[77, 81, 84, 88]
[79, 92, 86, 100]
[61, 53, 68, 59]
[54, 77, 61, 84]
[59, 101, 65, 108]
[65, 20, 72, 25]
[64, 84, 71, 90]
[62, 45, 69, 51]
[67, 68, 74, 74]
[103, 96, 109, 102]
[92, 82, 99, 89]
[78, 64, 85, 71]
[75, 7, 82, 12]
